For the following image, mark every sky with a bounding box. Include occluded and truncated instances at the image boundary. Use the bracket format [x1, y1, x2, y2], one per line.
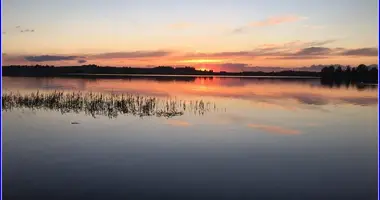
[2, 0, 379, 71]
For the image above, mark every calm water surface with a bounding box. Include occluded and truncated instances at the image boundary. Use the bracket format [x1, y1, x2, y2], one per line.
[2, 76, 378, 200]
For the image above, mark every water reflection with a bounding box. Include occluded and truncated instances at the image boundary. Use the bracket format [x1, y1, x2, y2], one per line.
[3, 76, 377, 110]
[2, 76, 377, 200]
[2, 91, 218, 118]
[3, 76, 377, 91]
[247, 123, 301, 135]
[320, 79, 378, 90]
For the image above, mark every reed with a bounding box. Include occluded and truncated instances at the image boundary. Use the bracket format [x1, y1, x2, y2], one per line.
[2, 91, 217, 118]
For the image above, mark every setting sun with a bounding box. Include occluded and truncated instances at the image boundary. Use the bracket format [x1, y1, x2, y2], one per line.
[197, 67, 209, 71]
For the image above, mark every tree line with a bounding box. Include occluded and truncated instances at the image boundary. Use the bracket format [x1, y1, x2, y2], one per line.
[320, 64, 378, 83]
[2, 64, 378, 83]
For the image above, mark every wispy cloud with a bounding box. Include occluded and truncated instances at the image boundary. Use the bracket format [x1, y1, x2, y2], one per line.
[77, 59, 87, 64]
[269, 47, 378, 59]
[91, 51, 173, 59]
[247, 123, 301, 135]
[3, 39, 377, 67]
[2, 54, 26, 63]
[251, 15, 307, 27]
[183, 39, 336, 58]
[181, 40, 377, 61]
[24, 55, 80, 62]
[6, 50, 173, 64]
[272, 56, 330, 60]
[303, 40, 336, 46]
[293, 47, 332, 56]
[20, 29, 35, 33]
[231, 27, 246, 34]
[232, 15, 307, 33]
[341, 48, 378, 56]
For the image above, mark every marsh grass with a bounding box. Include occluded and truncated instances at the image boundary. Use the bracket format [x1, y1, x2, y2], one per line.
[2, 91, 217, 118]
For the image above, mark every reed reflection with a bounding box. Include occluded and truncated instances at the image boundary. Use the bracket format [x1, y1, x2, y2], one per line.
[2, 91, 218, 118]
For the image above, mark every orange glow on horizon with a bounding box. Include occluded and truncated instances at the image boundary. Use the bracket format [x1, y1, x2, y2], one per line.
[197, 67, 210, 71]
[177, 59, 225, 64]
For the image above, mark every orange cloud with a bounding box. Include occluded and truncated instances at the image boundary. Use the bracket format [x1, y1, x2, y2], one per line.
[2, 39, 377, 68]
[177, 59, 226, 64]
[247, 123, 301, 135]
[232, 15, 307, 33]
[250, 15, 307, 27]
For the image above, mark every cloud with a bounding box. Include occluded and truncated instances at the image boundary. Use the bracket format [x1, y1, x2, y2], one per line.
[2, 54, 27, 63]
[5, 51, 173, 64]
[164, 120, 191, 127]
[20, 29, 35, 33]
[92, 51, 172, 59]
[281, 39, 336, 49]
[247, 123, 301, 135]
[272, 56, 329, 60]
[266, 46, 333, 59]
[232, 15, 307, 33]
[231, 27, 246, 34]
[77, 59, 87, 64]
[265, 46, 377, 60]
[304, 40, 336, 46]
[24, 55, 79, 62]
[4, 40, 377, 66]
[16, 26, 20, 28]
[251, 15, 307, 27]
[341, 48, 378, 56]
[294, 47, 332, 56]
[182, 40, 338, 60]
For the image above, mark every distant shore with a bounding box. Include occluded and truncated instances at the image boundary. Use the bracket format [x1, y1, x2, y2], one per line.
[2, 65, 322, 80]
[2, 73, 322, 79]
[2, 64, 378, 83]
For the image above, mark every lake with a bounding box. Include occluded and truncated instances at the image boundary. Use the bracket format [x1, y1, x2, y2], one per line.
[2, 76, 378, 200]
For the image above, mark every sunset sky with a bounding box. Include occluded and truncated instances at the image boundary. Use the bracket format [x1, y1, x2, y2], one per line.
[2, 0, 378, 71]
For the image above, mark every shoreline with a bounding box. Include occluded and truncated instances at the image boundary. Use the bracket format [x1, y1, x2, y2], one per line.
[2, 73, 321, 79]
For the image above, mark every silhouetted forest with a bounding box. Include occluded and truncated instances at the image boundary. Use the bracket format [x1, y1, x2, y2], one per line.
[320, 64, 378, 84]
[2, 64, 378, 83]
[2, 65, 215, 76]
[2, 65, 320, 77]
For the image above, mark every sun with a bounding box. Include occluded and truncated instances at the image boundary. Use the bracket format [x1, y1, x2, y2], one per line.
[197, 67, 209, 71]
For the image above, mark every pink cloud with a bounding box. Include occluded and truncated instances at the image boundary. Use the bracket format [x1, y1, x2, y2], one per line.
[232, 15, 307, 33]
[250, 15, 307, 27]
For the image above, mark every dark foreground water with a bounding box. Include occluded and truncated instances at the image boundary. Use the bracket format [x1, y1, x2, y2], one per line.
[2, 76, 378, 200]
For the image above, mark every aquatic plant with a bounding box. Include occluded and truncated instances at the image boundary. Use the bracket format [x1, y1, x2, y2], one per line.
[2, 91, 217, 118]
